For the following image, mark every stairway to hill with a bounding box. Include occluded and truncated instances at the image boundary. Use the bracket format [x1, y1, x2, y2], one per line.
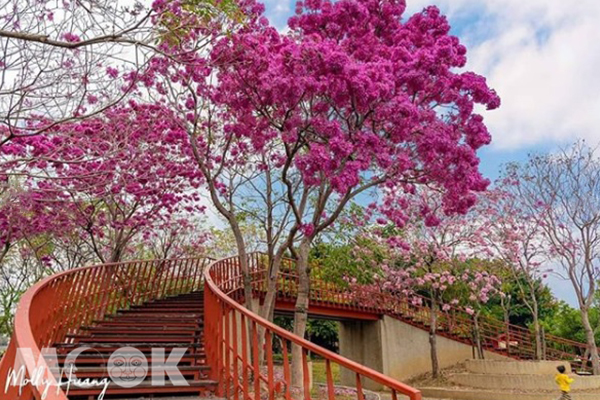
[51, 291, 216, 399]
[348, 284, 587, 367]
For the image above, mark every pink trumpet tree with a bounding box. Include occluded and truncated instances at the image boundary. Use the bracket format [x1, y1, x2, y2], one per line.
[116, 0, 498, 383]
[199, 0, 500, 384]
[347, 211, 502, 378]
[501, 142, 600, 375]
[207, 0, 499, 384]
[375, 190, 500, 377]
[0, 188, 68, 267]
[2, 103, 204, 264]
[460, 268, 503, 359]
[474, 188, 549, 360]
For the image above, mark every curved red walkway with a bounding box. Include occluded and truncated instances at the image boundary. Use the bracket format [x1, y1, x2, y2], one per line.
[0, 252, 588, 399]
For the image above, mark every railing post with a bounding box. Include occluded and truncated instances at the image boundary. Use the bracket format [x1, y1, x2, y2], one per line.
[252, 321, 260, 400]
[224, 307, 231, 400]
[241, 313, 250, 400]
[266, 330, 275, 400]
[232, 308, 240, 400]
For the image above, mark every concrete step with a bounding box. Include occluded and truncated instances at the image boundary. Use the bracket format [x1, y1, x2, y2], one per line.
[421, 387, 600, 400]
[465, 359, 571, 375]
[449, 372, 600, 391]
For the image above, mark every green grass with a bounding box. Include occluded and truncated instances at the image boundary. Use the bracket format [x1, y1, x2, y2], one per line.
[312, 360, 341, 384]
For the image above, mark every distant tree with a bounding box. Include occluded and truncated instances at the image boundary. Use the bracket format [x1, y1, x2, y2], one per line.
[350, 188, 502, 378]
[485, 272, 557, 328]
[3, 104, 204, 264]
[475, 188, 550, 359]
[504, 141, 600, 374]
[0, 240, 53, 336]
[0, 0, 239, 147]
[274, 316, 339, 353]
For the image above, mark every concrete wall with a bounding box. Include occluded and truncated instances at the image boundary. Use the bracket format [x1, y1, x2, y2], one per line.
[339, 315, 508, 387]
[338, 319, 384, 390]
[421, 387, 600, 400]
[449, 373, 600, 391]
[465, 359, 571, 375]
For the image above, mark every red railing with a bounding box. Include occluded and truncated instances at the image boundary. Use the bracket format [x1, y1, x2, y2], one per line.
[204, 253, 422, 400]
[346, 285, 589, 369]
[0, 257, 212, 400]
[263, 257, 589, 371]
[1, 250, 590, 400]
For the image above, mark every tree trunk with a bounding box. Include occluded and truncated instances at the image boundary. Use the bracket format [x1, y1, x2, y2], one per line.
[259, 250, 284, 321]
[473, 312, 484, 359]
[541, 326, 547, 360]
[291, 240, 311, 387]
[581, 307, 600, 374]
[110, 246, 123, 263]
[257, 251, 283, 364]
[429, 298, 440, 378]
[503, 305, 511, 357]
[532, 310, 543, 360]
[231, 223, 254, 312]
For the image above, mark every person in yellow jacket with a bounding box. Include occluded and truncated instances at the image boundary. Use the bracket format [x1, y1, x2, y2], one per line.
[555, 365, 574, 400]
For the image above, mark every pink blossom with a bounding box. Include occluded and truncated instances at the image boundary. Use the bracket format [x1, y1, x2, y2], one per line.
[62, 32, 81, 43]
[106, 67, 119, 79]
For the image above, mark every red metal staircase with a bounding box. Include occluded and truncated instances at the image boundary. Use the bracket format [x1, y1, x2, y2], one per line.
[0, 255, 422, 400]
[52, 291, 216, 399]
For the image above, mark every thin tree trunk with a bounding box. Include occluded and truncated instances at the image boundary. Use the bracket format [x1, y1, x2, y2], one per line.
[259, 250, 284, 321]
[110, 245, 123, 263]
[532, 310, 543, 361]
[257, 251, 283, 364]
[429, 298, 440, 378]
[473, 312, 484, 359]
[528, 286, 543, 360]
[291, 240, 310, 387]
[503, 304, 511, 357]
[581, 307, 600, 374]
[541, 326, 547, 360]
[231, 223, 254, 313]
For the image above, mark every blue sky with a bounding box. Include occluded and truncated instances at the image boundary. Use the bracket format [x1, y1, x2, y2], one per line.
[260, 0, 600, 306]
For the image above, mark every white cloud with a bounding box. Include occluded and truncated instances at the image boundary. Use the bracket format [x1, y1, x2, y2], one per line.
[262, 0, 293, 30]
[406, 0, 600, 150]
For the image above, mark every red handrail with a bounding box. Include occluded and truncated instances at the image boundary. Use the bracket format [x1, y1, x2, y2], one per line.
[0, 257, 212, 399]
[1, 250, 590, 400]
[270, 257, 589, 369]
[204, 253, 422, 400]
